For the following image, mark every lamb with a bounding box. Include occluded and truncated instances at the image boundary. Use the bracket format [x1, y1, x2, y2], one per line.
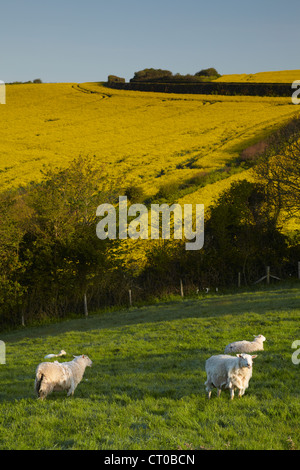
[224, 334, 266, 354]
[34, 354, 92, 400]
[44, 349, 67, 359]
[205, 353, 257, 400]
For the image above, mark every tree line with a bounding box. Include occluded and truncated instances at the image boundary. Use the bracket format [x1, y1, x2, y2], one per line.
[130, 68, 221, 82]
[0, 118, 299, 329]
[108, 68, 221, 84]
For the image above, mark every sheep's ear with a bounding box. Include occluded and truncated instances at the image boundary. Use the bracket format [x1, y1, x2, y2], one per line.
[236, 354, 242, 358]
[252, 355, 258, 359]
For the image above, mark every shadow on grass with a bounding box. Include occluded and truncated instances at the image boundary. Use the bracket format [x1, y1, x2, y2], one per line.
[3, 286, 299, 343]
[0, 342, 295, 406]
[1, 285, 298, 405]
[0, 348, 207, 404]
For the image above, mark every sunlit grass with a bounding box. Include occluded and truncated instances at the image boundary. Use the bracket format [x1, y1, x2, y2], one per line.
[0, 285, 299, 450]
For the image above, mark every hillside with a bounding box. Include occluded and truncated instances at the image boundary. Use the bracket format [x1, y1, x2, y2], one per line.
[1, 285, 299, 450]
[1, 79, 299, 327]
[215, 70, 300, 83]
[0, 82, 299, 209]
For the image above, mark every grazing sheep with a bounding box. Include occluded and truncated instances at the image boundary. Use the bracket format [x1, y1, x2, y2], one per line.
[205, 353, 257, 400]
[224, 335, 266, 354]
[44, 349, 67, 359]
[35, 355, 92, 400]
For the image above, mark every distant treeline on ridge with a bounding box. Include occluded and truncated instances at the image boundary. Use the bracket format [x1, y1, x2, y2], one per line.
[108, 67, 221, 84]
[106, 68, 294, 97]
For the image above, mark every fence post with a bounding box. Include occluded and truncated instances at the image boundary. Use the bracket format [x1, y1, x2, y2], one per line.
[21, 307, 25, 327]
[266, 266, 270, 285]
[129, 289, 132, 307]
[298, 261, 300, 280]
[180, 279, 184, 298]
[238, 272, 241, 288]
[84, 293, 88, 318]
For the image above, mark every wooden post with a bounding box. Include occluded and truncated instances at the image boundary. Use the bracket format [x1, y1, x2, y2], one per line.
[298, 261, 300, 280]
[129, 289, 132, 307]
[180, 279, 184, 298]
[266, 266, 270, 285]
[238, 272, 241, 288]
[84, 293, 88, 318]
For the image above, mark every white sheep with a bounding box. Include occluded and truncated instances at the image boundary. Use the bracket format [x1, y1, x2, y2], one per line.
[224, 334, 266, 354]
[205, 353, 257, 400]
[34, 355, 92, 400]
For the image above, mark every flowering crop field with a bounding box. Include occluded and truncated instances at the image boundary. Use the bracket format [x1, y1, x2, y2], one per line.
[0, 82, 299, 209]
[215, 69, 300, 83]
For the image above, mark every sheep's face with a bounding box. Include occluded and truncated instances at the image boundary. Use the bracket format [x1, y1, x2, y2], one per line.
[82, 355, 92, 367]
[74, 355, 93, 367]
[256, 335, 266, 342]
[237, 354, 256, 369]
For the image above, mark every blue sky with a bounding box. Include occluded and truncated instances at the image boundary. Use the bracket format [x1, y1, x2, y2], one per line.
[1, 0, 300, 83]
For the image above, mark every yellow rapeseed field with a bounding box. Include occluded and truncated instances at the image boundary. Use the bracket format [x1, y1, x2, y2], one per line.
[0, 81, 299, 211]
[215, 70, 300, 83]
[1, 80, 299, 271]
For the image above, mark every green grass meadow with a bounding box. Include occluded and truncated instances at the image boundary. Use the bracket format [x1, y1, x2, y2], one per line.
[0, 285, 299, 450]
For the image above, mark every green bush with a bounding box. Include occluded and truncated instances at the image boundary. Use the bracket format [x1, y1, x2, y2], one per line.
[124, 184, 145, 203]
[131, 68, 173, 82]
[157, 182, 180, 200]
[195, 67, 220, 78]
[107, 75, 125, 84]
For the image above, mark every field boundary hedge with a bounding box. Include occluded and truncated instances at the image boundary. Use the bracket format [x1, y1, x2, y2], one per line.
[106, 81, 293, 97]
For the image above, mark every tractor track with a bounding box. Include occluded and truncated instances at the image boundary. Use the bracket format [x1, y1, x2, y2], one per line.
[72, 83, 112, 100]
